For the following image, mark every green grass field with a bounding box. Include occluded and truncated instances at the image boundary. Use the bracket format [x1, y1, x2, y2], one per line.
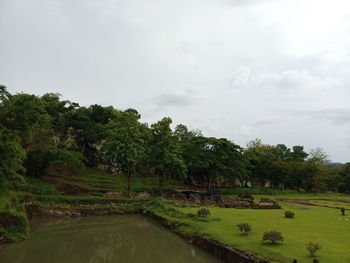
[159, 194, 350, 263]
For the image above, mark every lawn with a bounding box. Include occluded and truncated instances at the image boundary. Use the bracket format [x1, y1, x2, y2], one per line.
[162, 195, 350, 263]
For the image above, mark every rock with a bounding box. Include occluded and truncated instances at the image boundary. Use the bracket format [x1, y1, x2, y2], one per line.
[103, 191, 123, 198]
[136, 191, 151, 199]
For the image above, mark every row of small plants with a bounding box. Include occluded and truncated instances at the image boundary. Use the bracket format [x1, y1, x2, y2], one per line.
[197, 208, 322, 257]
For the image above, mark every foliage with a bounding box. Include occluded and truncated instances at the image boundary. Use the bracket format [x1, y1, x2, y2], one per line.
[237, 191, 253, 199]
[147, 117, 187, 191]
[100, 110, 145, 196]
[284, 210, 295, 218]
[262, 230, 284, 244]
[0, 211, 28, 234]
[0, 125, 25, 189]
[24, 147, 85, 178]
[197, 208, 211, 217]
[236, 223, 251, 234]
[0, 93, 53, 149]
[306, 242, 322, 256]
[183, 136, 247, 188]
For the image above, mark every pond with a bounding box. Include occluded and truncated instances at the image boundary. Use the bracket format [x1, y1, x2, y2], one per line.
[0, 215, 222, 263]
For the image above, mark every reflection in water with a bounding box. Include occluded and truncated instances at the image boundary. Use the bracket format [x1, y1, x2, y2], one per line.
[0, 215, 221, 263]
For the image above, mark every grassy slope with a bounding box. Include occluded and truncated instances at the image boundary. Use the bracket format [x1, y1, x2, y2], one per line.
[161, 194, 350, 263]
[45, 168, 186, 196]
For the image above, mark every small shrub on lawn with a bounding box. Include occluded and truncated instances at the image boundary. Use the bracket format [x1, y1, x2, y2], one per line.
[262, 231, 284, 244]
[236, 223, 251, 234]
[340, 207, 346, 216]
[197, 208, 210, 217]
[306, 242, 322, 256]
[285, 210, 295, 218]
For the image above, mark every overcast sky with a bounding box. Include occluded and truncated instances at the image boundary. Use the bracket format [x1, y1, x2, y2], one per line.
[1, 0, 350, 162]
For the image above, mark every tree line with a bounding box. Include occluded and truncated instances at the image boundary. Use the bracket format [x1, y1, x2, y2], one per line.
[1, 86, 350, 195]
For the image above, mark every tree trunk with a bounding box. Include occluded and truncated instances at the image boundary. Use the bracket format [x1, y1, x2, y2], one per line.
[127, 164, 132, 197]
[158, 173, 163, 195]
[207, 176, 211, 190]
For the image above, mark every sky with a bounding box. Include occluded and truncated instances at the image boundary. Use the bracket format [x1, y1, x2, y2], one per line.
[1, 0, 350, 162]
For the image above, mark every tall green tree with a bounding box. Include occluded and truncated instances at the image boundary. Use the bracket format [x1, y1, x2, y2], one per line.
[148, 117, 187, 192]
[184, 136, 246, 189]
[100, 110, 145, 196]
[244, 140, 277, 187]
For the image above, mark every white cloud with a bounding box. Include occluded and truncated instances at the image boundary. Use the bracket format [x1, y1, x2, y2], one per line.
[230, 67, 333, 91]
[1, 0, 350, 161]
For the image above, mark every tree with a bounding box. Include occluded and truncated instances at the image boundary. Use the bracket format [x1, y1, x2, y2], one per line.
[274, 144, 291, 161]
[309, 147, 330, 165]
[0, 85, 11, 105]
[0, 93, 52, 150]
[184, 137, 246, 189]
[262, 231, 284, 244]
[100, 110, 145, 196]
[290, 146, 308, 162]
[0, 125, 25, 189]
[174, 124, 202, 142]
[62, 105, 117, 166]
[244, 140, 276, 187]
[236, 223, 252, 234]
[306, 242, 322, 256]
[147, 117, 187, 192]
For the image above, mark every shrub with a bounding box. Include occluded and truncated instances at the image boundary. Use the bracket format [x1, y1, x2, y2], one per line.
[285, 210, 295, 218]
[262, 231, 284, 244]
[236, 223, 251, 234]
[340, 207, 346, 216]
[306, 242, 322, 256]
[197, 208, 210, 217]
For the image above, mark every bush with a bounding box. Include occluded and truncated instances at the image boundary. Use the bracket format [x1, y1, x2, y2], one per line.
[197, 208, 210, 217]
[0, 211, 28, 235]
[236, 223, 251, 234]
[285, 210, 295, 218]
[306, 242, 322, 256]
[262, 231, 284, 244]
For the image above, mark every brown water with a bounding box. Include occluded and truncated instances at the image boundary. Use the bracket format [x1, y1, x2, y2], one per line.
[0, 215, 221, 263]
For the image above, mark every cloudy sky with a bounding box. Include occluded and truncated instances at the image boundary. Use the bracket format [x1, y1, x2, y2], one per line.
[1, 0, 350, 162]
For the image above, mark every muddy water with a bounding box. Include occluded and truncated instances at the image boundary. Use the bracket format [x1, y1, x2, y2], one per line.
[0, 215, 221, 263]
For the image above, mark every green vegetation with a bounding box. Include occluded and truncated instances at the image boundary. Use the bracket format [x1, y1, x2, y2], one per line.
[284, 210, 295, 218]
[262, 231, 284, 244]
[197, 208, 211, 217]
[306, 242, 322, 256]
[236, 223, 252, 234]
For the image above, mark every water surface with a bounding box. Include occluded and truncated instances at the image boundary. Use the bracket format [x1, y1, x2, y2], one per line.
[0, 215, 221, 263]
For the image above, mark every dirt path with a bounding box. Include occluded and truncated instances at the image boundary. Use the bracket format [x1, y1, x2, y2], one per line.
[277, 198, 350, 210]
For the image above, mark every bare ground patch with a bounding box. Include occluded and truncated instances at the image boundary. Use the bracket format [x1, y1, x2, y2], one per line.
[277, 198, 350, 210]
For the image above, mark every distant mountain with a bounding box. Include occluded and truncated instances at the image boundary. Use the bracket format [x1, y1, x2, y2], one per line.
[326, 162, 344, 167]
